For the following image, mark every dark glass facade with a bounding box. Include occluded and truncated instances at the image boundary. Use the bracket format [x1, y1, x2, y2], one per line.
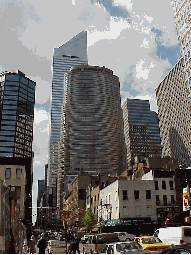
[0, 70, 35, 157]
[122, 99, 161, 164]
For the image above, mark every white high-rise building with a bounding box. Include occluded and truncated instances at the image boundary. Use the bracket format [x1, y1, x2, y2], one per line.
[171, 0, 191, 97]
[156, 58, 191, 167]
[49, 31, 88, 206]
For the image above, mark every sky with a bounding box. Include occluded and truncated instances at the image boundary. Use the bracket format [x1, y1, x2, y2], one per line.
[0, 0, 181, 224]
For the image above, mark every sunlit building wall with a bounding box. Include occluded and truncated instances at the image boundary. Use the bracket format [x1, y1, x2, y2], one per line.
[156, 58, 191, 167]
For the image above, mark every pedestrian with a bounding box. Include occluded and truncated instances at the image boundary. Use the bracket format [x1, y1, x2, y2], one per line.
[69, 238, 80, 254]
[165, 218, 169, 227]
[37, 233, 47, 254]
[29, 235, 36, 254]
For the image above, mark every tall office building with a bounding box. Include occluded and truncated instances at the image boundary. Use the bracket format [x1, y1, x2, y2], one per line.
[49, 31, 88, 206]
[57, 65, 127, 208]
[171, 0, 191, 96]
[0, 70, 35, 223]
[156, 58, 191, 167]
[0, 70, 35, 157]
[122, 99, 161, 165]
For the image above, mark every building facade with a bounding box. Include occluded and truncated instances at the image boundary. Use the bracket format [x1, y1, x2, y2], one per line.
[99, 179, 157, 221]
[58, 65, 127, 207]
[49, 31, 88, 207]
[0, 164, 26, 219]
[141, 169, 180, 224]
[0, 70, 35, 157]
[122, 99, 161, 165]
[171, 0, 191, 96]
[156, 58, 191, 167]
[0, 157, 33, 224]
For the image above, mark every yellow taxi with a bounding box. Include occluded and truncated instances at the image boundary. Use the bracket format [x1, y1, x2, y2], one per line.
[134, 236, 171, 252]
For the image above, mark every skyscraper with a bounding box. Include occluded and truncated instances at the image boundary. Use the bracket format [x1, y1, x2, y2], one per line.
[156, 58, 191, 167]
[0, 70, 35, 223]
[171, 0, 191, 96]
[57, 65, 127, 208]
[0, 70, 35, 157]
[49, 31, 88, 206]
[122, 99, 161, 165]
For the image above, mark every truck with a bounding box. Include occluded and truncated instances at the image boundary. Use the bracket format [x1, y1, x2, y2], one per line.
[154, 226, 191, 245]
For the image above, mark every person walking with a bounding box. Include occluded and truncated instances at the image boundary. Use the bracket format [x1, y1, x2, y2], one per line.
[29, 235, 36, 254]
[37, 233, 47, 254]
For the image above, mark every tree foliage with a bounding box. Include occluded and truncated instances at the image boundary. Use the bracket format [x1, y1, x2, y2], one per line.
[82, 208, 96, 231]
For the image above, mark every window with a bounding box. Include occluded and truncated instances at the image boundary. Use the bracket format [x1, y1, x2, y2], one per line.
[134, 190, 139, 200]
[16, 168, 22, 179]
[16, 186, 21, 199]
[5, 168, 11, 179]
[94, 195, 96, 202]
[123, 206, 129, 216]
[156, 195, 160, 205]
[147, 206, 152, 216]
[163, 195, 167, 206]
[122, 190, 128, 200]
[155, 181, 159, 190]
[162, 181, 166, 190]
[135, 206, 141, 216]
[169, 180, 174, 190]
[146, 190, 151, 200]
[171, 195, 175, 204]
[78, 189, 86, 200]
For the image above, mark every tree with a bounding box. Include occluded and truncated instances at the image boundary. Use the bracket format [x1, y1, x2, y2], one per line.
[82, 208, 96, 232]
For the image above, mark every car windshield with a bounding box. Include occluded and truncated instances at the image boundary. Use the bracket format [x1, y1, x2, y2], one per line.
[116, 243, 142, 252]
[142, 237, 162, 244]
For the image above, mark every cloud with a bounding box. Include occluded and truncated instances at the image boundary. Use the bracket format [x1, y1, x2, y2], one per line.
[33, 108, 49, 170]
[1, 0, 181, 223]
[92, 0, 131, 20]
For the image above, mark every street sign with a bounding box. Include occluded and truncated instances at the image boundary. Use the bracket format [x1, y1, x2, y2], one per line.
[62, 211, 71, 219]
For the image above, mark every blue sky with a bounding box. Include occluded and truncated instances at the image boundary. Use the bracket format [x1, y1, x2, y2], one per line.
[0, 0, 180, 223]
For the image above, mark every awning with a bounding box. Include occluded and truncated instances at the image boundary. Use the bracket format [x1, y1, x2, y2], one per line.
[79, 227, 87, 231]
[92, 227, 99, 232]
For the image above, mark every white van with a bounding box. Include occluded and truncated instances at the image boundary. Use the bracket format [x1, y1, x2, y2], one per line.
[154, 226, 191, 245]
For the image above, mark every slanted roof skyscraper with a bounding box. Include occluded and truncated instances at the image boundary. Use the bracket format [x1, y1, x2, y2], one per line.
[49, 31, 88, 206]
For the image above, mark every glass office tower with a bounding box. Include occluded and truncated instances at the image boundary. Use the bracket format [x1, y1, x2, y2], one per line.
[49, 31, 88, 207]
[122, 99, 161, 165]
[0, 70, 35, 157]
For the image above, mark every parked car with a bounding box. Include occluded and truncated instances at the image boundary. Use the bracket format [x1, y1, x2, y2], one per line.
[161, 244, 191, 254]
[82, 233, 120, 253]
[154, 226, 191, 245]
[47, 240, 67, 254]
[81, 234, 94, 244]
[114, 232, 136, 242]
[134, 236, 170, 252]
[104, 241, 151, 254]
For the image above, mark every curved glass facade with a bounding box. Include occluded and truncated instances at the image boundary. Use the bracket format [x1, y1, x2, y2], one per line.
[57, 65, 127, 206]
